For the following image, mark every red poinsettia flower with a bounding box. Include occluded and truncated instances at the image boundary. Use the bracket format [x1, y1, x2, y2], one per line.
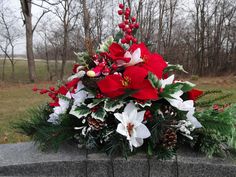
[106, 42, 131, 63]
[188, 89, 203, 101]
[129, 43, 167, 78]
[97, 66, 158, 100]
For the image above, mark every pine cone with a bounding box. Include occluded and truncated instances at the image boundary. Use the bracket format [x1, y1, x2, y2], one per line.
[162, 128, 177, 149]
[160, 105, 177, 118]
[87, 117, 105, 130]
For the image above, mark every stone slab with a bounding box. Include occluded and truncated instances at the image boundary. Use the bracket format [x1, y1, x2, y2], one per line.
[0, 142, 86, 177]
[87, 153, 113, 177]
[113, 154, 149, 177]
[177, 148, 236, 177]
[149, 157, 177, 177]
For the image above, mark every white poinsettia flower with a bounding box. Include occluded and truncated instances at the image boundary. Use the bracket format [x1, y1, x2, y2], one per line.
[160, 74, 175, 88]
[124, 48, 143, 67]
[48, 92, 71, 124]
[114, 102, 151, 151]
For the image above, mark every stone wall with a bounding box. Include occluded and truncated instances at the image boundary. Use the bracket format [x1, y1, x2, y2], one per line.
[0, 142, 235, 177]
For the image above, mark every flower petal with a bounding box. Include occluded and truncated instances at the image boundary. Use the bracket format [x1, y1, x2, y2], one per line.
[135, 124, 151, 139]
[116, 123, 127, 137]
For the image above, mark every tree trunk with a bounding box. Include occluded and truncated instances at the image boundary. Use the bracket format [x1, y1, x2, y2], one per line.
[20, 0, 36, 83]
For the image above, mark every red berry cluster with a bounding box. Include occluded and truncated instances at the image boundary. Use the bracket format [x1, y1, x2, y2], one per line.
[118, 3, 139, 44]
[92, 54, 118, 75]
[32, 86, 59, 107]
[95, 92, 104, 99]
[144, 110, 152, 121]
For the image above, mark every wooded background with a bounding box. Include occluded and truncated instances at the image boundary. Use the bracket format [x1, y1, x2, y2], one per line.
[0, 0, 235, 82]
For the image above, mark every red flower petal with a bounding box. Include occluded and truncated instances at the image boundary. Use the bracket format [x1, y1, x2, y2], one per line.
[124, 66, 148, 89]
[109, 42, 125, 57]
[131, 80, 158, 100]
[97, 74, 124, 98]
[57, 86, 68, 95]
[188, 89, 203, 101]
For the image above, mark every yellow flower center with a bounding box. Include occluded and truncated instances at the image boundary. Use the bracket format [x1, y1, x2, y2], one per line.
[122, 76, 131, 87]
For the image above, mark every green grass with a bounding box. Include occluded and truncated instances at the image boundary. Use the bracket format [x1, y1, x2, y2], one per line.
[0, 60, 236, 144]
[0, 59, 73, 83]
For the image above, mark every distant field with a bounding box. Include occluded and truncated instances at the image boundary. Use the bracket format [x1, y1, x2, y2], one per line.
[0, 59, 74, 83]
[0, 59, 236, 144]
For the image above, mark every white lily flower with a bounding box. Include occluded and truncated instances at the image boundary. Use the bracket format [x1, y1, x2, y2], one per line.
[48, 92, 71, 124]
[124, 48, 143, 67]
[114, 102, 151, 151]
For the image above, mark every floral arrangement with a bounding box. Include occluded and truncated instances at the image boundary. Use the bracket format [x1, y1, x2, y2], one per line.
[16, 2, 236, 159]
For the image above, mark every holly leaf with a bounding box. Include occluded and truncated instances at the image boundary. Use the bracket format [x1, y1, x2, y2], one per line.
[70, 105, 91, 119]
[114, 31, 124, 42]
[87, 98, 106, 108]
[160, 84, 183, 98]
[163, 64, 188, 74]
[148, 72, 161, 88]
[104, 99, 123, 112]
[91, 108, 107, 122]
[174, 82, 196, 92]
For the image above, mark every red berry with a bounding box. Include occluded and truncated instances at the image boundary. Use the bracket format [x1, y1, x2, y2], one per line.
[134, 23, 139, 28]
[118, 23, 125, 29]
[49, 86, 55, 91]
[102, 67, 110, 75]
[32, 87, 38, 92]
[125, 35, 132, 41]
[118, 10, 123, 15]
[111, 64, 118, 70]
[126, 8, 130, 12]
[121, 38, 127, 44]
[125, 15, 129, 20]
[98, 62, 106, 67]
[124, 20, 129, 24]
[119, 3, 124, 9]
[126, 28, 132, 33]
[132, 38, 138, 43]
[131, 17, 136, 22]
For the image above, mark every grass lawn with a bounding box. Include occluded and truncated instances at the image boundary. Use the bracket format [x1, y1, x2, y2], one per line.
[0, 60, 236, 144]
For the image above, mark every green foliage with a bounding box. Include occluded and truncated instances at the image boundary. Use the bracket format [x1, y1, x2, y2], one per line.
[163, 64, 188, 74]
[194, 104, 236, 157]
[75, 52, 93, 69]
[148, 72, 161, 88]
[14, 105, 81, 151]
[196, 90, 233, 108]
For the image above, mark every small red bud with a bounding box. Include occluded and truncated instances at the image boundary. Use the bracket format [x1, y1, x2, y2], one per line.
[111, 64, 118, 70]
[32, 87, 38, 92]
[124, 20, 129, 24]
[98, 62, 106, 67]
[125, 35, 132, 41]
[126, 8, 130, 12]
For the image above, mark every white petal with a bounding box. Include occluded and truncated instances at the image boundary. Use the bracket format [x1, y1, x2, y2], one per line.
[161, 75, 175, 88]
[136, 111, 145, 123]
[128, 109, 137, 122]
[130, 136, 144, 148]
[114, 113, 124, 124]
[132, 48, 142, 63]
[135, 124, 151, 139]
[186, 110, 202, 128]
[124, 102, 137, 116]
[116, 123, 127, 137]
[124, 51, 132, 58]
[48, 113, 59, 124]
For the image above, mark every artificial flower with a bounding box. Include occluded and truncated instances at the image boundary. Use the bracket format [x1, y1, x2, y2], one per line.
[107, 42, 130, 64]
[97, 66, 158, 100]
[114, 102, 151, 151]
